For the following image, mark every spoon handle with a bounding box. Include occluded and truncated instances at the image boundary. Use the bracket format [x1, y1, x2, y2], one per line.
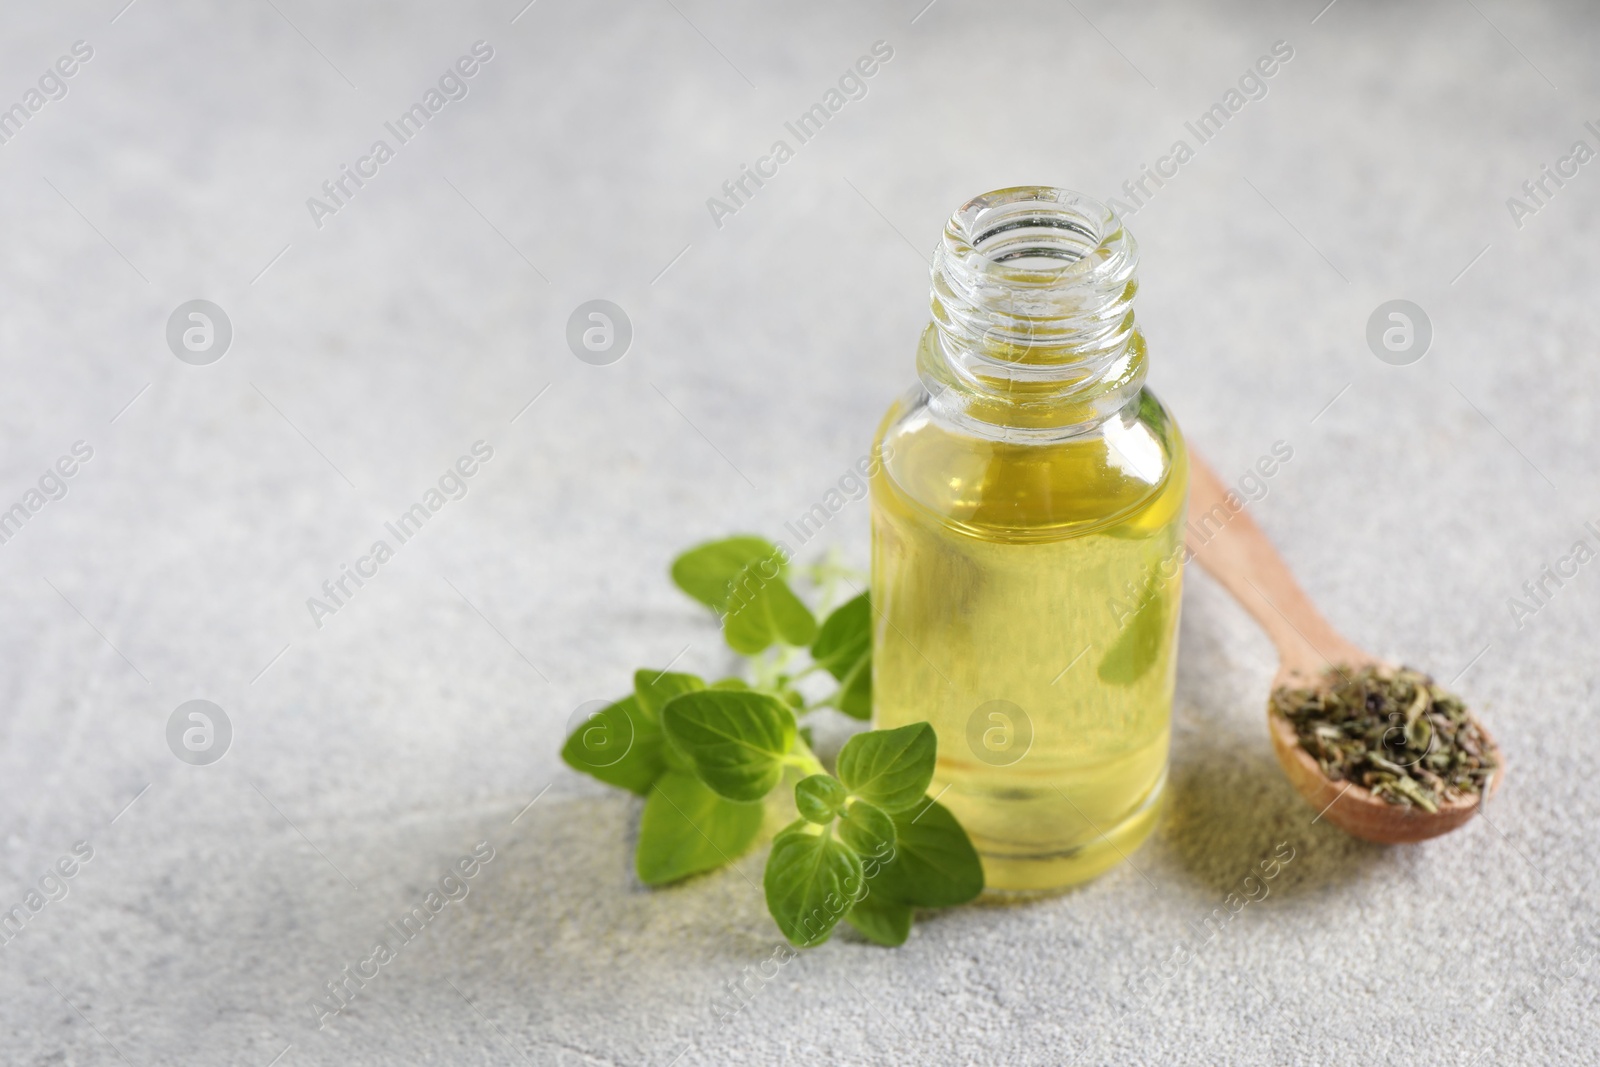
[1183, 451, 1364, 679]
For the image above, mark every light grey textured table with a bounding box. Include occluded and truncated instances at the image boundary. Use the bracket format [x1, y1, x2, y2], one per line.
[2, 1, 1597, 1064]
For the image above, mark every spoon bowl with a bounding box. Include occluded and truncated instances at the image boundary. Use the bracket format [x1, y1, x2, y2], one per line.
[1265, 685, 1502, 843]
[1185, 452, 1504, 844]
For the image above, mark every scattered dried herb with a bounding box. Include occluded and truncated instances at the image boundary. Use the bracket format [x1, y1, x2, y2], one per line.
[1271, 665, 1497, 812]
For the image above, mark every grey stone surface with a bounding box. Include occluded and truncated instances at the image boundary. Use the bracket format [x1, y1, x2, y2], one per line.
[1, 1, 1597, 1064]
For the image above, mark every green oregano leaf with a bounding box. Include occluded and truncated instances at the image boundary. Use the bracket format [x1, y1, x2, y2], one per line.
[796, 774, 846, 824]
[723, 560, 817, 655]
[670, 535, 780, 613]
[635, 669, 704, 772]
[661, 690, 796, 802]
[811, 593, 872, 719]
[560, 695, 663, 796]
[811, 593, 870, 675]
[836, 799, 896, 857]
[768, 583, 819, 646]
[635, 668, 705, 719]
[636, 770, 764, 885]
[876, 798, 984, 908]
[836, 722, 936, 813]
[835, 665, 872, 720]
[764, 821, 864, 948]
[844, 892, 913, 947]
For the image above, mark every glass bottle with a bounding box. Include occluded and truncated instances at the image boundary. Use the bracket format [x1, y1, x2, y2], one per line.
[870, 187, 1188, 892]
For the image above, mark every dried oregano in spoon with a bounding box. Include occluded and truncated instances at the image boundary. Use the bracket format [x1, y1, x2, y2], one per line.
[1270, 665, 1498, 812]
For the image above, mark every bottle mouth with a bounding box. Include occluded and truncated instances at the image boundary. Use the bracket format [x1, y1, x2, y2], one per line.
[945, 187, 1119, 277]
[923, 187, 1144, 434]
[933, 187, 1137, 355]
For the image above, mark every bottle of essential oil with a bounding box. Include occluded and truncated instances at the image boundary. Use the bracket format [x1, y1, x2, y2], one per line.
[871, 187, 1187, 892]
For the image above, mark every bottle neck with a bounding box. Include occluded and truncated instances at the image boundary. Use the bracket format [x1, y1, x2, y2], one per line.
[920, 187, 1146, 439]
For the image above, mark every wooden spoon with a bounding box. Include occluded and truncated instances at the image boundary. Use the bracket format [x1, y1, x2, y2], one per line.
[1183, 451, 1502, 843]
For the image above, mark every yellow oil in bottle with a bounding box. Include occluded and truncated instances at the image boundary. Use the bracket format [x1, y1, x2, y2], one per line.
[869, 187, 1186, 892]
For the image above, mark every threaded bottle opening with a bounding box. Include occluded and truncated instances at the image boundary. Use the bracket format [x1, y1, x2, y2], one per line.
[923, 187, 1145, 435]
[956, 190, 1109, 271]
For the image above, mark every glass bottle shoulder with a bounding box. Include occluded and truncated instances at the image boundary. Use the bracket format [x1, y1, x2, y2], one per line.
[872, 386, 1188, 544]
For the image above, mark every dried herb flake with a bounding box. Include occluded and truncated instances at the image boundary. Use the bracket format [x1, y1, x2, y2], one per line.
[1270, 665, 1496, 811]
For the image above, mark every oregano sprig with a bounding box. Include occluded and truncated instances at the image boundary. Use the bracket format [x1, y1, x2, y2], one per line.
[559, 535, 984, 948]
